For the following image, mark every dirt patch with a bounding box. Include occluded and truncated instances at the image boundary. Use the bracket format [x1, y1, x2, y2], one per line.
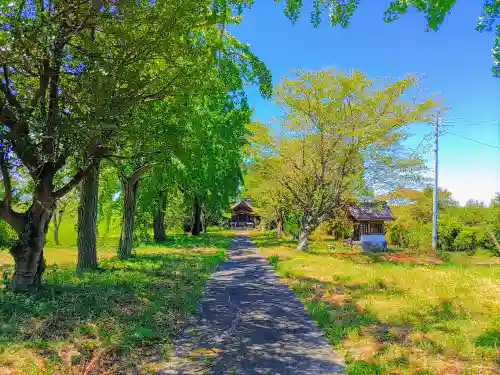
[384, 253, 443, 265]
[436, 364, 464, 375]
[342, 340, 382, 359]
[362, 323, 413, 345]
[323, 294, 350, 307]
[329, 251, 443, 265]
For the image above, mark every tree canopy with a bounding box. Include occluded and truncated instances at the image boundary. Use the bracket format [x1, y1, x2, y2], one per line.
[245, 69, 438, 250]
[0, 0, 271, 288]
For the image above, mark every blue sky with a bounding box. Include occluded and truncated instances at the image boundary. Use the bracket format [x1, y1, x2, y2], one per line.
[231, 1, 500, 205]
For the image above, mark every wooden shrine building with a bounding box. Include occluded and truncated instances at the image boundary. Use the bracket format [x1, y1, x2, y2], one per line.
[347, 201, 395, 250]
[229, 199, 260, 228]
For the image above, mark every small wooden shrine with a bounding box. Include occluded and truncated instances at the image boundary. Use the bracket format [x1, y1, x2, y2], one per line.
[229, 199, 260, 228]
[347, 201, 395, 250]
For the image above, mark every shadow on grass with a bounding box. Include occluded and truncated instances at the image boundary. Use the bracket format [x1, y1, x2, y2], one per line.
[0, 248, 226, 374]
[154, 232, 233, 251]
[252, 238, 297, 249]
[267, 255, 486, 374]
[284, 274, 410, 346]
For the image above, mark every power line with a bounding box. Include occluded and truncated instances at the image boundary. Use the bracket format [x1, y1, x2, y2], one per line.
[442, 117, 499, 123]
[445, 131, 500, 150]
[408, 133, 432, 158]
[441, 115, 499, 120]
[439, 117, 500, 128]
[441, 120, 500, 127]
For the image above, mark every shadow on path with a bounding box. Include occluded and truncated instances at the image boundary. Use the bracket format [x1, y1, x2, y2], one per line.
[160, 236, 345, 375]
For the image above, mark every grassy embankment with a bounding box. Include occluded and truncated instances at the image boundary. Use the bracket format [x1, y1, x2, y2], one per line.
[251, 231, 500, 375]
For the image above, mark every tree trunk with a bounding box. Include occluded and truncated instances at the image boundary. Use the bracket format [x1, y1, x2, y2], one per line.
[10, 194, 54, 290]
[277, 218, 284, 236]
[52, 213, 60, 246]
[275, 210, 284, 237]
[105, 213, 111, 237]
[201, 210, 207, 233]
[77, 163, 99, 272]
[118, 178, 139, 259]
[487, 230, 500, 256]
[153, 193, 167, 243]
[297, 225, 310, 251]
[191, 198, 201, 236]
[52, 200, 66, 246]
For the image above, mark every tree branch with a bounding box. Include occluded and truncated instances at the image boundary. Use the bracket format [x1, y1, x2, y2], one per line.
[1, 66, 23, 110]
[105, 150, 161, 161]
[486, 229, 500, 256]
[0, 151, 13, 209]
[280, 177, 307, 208]
[54, 149, 70, 171]
[130, 164, 152, 183]
[140, 71, 183, 102]
[0, 101, 41, 174]
[53, 159, 98, 199]
[31, 58, 50, 108]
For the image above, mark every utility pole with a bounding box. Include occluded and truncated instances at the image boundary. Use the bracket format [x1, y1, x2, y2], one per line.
[432, 113, 440, 253]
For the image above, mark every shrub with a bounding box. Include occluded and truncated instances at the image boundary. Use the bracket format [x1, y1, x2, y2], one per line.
[387, 221, 432, 251]
[475, 330, 500, 348]
[408, 224, 432, 250]
[437, 221, 462, 252]
[477, 227, 500, 256]
[284, 213, 299, 237]
[477, 227, 497, 249]
[314, 221, 332, 238]
[453, 229, 477, 252]
[388, 220, 410, 248]
[268, 255, 279, 267]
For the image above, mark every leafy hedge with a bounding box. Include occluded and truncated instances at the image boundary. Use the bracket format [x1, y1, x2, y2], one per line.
[437, 222, 462, 252]
[453, 230, 477, 252]
[387, 219, 499, 254]
[388, 220, 431, 250]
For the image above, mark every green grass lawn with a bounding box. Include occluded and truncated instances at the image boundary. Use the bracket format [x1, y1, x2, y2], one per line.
[252, 232, 500, 375]
[0, 231, 232, 375]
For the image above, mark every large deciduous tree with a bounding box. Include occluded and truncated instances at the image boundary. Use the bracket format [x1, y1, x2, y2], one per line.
[179, 91, 251, 235]
[0, 0, 269, 288]
[135, 164, 176, 243]
[242, 121, 289, 234]
[247, 172, 290, 235]
[110, 99, 183, 259]
[380, 186, 458, 224]
[113, 66, 265, 254]
[244, 154, 291, 236]
[255, 69, 437, 251]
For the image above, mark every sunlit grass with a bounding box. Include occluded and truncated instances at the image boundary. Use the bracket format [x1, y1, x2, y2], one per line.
[0, 222, 233, 268]
[252, 231, 500, 375]
[0, 231, 232, 374]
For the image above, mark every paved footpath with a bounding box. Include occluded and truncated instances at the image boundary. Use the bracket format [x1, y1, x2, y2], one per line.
[160, 235, 345, 375]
